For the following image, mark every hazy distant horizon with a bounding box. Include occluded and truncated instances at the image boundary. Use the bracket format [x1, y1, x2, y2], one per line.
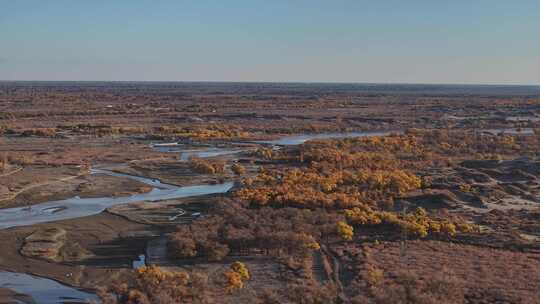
[1, 79, 540, 87]
[2, 80, 540, 87]
[4, 80, 540, 97]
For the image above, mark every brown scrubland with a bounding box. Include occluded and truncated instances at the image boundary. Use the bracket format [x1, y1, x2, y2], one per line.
[0, 82, 539, 303]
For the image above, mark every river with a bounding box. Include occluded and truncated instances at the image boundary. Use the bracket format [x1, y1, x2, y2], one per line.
[254, 130, 399, 145]
[0, 271, 97, 304]
[0, 169, 233, 230]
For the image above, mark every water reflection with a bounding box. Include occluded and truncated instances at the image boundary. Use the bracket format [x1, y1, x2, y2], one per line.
[0, 170, 233, 229]
[0, 271, 97, 304]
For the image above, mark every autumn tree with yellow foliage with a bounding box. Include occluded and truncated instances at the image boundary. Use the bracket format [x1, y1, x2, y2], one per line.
[98, 266, 208, 303]
[224, 261, 250, 293]
[337, 221, 354, 241]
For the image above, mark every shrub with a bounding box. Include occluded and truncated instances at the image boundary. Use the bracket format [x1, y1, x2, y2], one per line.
[224, 261, 250, 293]
[372, 271, 464, 304]
[189, 157, 225, 174]
[337, 221, 354, 241]
[231, 261, 250, 280]
[201, 241, 230, 261]
[168, 235, 197, 258]
[231, 163, 246, 175]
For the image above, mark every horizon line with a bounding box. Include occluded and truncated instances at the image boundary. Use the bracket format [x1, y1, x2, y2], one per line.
[1, 80, 540, 87]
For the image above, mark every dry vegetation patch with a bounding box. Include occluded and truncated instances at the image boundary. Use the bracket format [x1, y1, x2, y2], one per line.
[352, 240, 540, 304]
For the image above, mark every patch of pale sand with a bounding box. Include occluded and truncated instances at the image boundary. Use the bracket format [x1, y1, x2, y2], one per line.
[519, 233, 540, 242]
[460, 196, 539, 213]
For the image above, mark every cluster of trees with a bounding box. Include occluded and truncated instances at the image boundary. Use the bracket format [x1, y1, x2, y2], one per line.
[236, 134, 441, 210]
[236, 167, 422, 209]
[98, 266, 208, 304]
[6, 123, 260, 140]
[20, 128, 58, 137]
[0, 126, 64, 138]
[305, 129, 540, 165]
[249, 147, 295, 162]
[167, 216, 230, 261]
[58, 124, 147, 136]
[164, 201, 346, 301]
[154, 124, 251, 140]
[307, 133, 423, 155]
[231, 163, 246, 175]
[11, 124, 150, 138]
[167, 200, 339, 262]
[345, 206, 476, 238]
[337, 221, 354, 241]
[233, 131, 483, 244]
[224, 262, 250, 293]
[250, 147, 276, 160]
[237, 129, 540, 213]
[188, 157, 225, 175]
[303, 149, 401, 171]
[102, 130, 516, 302]
[404, 128, 539, 158]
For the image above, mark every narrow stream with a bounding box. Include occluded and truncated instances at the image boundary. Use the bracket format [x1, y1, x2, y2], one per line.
[506, 116, 540, 122]
[0, 169, 233, 230]
[478, 128, 535, 135]
[0, 170, 232, 302]
[0, 271, 97, 304]
[151, 131, 400, 157]
[152, 145, 246, 160]
[255, 130, 400, 145]
[178, 148, 245, 161]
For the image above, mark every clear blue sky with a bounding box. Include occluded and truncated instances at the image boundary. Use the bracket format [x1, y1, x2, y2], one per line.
[1, 0, 539, 84]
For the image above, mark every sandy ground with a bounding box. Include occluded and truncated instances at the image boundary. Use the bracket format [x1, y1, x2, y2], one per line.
[0, 165, 83, 203]
[0, 137, 167, 167]
[110, 159, 230, 187]
[0, 287, 34, 304]
[0, 212, 152, 291]
[0, 168, 153, 209]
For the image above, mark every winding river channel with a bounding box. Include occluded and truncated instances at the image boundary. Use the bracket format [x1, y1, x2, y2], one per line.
[0, 169, 233, 303]
[0, 169, 233, 230]
[153, 146, 246, 161]
[256, 130, 399, 145]
[152, 130, 400, 160]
